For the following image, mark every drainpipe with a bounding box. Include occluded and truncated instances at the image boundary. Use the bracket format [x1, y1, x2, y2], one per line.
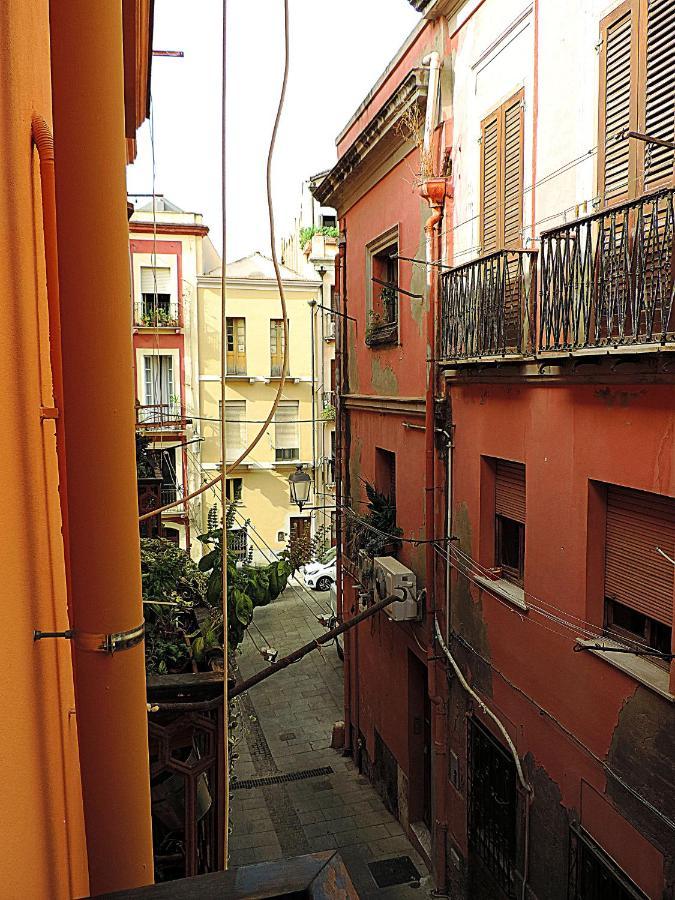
[420, 48, 448, 894]
[335, 241, 351, 754]
[48, 0, 154, 893]
[309, 299, 317, 507]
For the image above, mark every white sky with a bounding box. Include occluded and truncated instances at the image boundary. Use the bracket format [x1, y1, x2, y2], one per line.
[126, 0, 421, 262]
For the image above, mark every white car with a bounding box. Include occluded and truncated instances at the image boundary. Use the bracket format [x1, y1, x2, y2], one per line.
[302, 547, 336, 592]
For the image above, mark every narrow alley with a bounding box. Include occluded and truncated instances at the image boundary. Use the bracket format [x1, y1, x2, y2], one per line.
[230, 584, 432, 897]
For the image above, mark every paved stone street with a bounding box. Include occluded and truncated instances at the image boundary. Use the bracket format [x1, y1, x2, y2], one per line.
[230, 582, 432, 897]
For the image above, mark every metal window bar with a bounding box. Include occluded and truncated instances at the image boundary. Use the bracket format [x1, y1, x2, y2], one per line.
[540, 187, 675, 351]
[467, 717, 517, 897]
[440, 249, 537, 361]
[567, 824, 647, 900]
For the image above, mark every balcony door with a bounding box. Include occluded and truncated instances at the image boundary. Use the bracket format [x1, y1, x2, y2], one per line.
[143, 355, 175, 424]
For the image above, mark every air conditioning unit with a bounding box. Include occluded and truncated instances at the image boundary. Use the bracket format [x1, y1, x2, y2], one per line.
[373, 556, 418, 621]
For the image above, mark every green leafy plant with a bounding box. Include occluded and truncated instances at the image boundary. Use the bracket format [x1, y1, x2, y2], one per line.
[300, 225, 340, 248]
[197, 504, 292, 649]
[320, 404, 336, 421]
[351, 480, 402, 557]
[136, 431, 159, 479]
[141, 307, 178, 327]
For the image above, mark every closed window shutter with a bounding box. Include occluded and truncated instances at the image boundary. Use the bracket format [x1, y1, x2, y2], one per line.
[141, 266, 171, 294]
[503, 97, 523, 248]
[481, 114, 500, 253]
[495, 460, 526, 524]
[224, 400, 245, 453]
[643, 0, 675, 190]
[275, 401, 299, 450]
[600, 6, 635, 203]
[605, 486, 674, 625]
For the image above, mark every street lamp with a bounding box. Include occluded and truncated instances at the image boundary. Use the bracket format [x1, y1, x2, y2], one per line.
[289, 463, 311, 510]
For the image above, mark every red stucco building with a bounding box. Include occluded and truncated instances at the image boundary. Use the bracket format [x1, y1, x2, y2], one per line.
[315, 1, 675, 897]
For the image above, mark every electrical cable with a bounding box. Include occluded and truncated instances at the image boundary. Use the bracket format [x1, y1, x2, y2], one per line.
[139, 0, 292, 525]
[449, 628, 675, 833]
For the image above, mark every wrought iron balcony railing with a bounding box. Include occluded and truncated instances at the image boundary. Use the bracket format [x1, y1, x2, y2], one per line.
[136, 403, 184, 430]
[440, 249, 537, 362]
[539, 188, 675, 352]
[135, 301, 180, 328]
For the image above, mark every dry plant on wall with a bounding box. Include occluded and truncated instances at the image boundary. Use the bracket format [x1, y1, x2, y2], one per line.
[397, 104, 435, 184]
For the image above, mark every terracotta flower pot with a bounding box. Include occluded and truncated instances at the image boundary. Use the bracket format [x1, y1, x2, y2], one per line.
[420, 177, 448, 205]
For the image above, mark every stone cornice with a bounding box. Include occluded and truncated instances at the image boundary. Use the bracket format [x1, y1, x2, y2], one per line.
[313, 68, 429, 212]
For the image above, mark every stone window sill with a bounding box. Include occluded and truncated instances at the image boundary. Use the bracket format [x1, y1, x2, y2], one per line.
[474, 574, 528, 611]
[576, 638, 674, 703]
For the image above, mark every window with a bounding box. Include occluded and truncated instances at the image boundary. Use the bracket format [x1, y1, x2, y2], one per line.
[604, 485, 673, 661]
[568, 825, 647, 900]
[140, 266, 176, 324]
[480, 91, 524, 254]
[366, 226, 399, 346]
[219, 400, 246, 460]
[495, 460, 526, 584]
[375, 448, 397, 516]
[598, 0, 675, 205]
[270, 319, 288, 377]
[229, 527, 247, 560]
[142, 355, 177, 423]
[468, 718, 517, 895]
[226, 477, 243, 502]
[226, 318, 246, 375]
[275, 401, 299, 462]
[321, 214, 337, 229]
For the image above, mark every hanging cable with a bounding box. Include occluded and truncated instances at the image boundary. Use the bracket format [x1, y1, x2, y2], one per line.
[140, 0, 292, 525]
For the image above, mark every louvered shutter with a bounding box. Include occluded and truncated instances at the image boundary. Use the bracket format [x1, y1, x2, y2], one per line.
[141, 266, 171, 294]
[643, 0, 675, 190]
[495, 460, 526, 524]
[605, 486, 674, 625]
[481, 114, 500, 253]
[600, 6, 635, 203]
[503, 97, 523, 248]
[275, 401, 299, 451]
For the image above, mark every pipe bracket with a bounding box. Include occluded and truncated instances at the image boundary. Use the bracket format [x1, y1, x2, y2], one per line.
[73, 621, 145, 654]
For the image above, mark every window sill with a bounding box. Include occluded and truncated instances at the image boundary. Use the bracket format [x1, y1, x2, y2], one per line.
[365, 322, 398, 347]
[474, 574, 528, 611]
[576, 638, 673, 703]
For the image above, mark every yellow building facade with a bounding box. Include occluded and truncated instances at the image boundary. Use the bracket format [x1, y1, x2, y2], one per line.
[198, 254, 323, 562]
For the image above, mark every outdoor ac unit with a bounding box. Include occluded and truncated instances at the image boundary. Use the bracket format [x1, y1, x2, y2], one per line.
[373, 556, 418, 621]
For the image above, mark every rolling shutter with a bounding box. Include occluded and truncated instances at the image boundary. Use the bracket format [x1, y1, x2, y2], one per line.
[224, 400, 245, 454]
[481, 114, 500, 254]
[275, 401, 299, 451]
[141, 266, 171, 294]
[643, 0, 675, 190]
[503, 97, 523, 248]
[605, 485, 675, 625]
[600, 6, 634, 203]
[495, 460, 526, 524]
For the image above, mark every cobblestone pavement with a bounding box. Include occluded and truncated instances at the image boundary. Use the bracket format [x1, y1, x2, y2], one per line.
[230, 583, 432, 897]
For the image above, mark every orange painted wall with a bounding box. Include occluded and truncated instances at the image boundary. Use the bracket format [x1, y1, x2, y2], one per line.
[0, 1, 88, 896]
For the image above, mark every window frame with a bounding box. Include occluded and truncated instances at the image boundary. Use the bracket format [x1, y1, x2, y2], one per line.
[365, 224, 400, 347]
[495, 514, 525, 586]
[270, 318, 289, 377]
[226, 317, 247, 375]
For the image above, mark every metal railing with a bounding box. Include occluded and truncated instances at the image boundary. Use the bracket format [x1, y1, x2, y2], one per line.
[539, 187, 675, 351]
[137, 403, 184, 430]
[135, 301, 180, 328]
[440, 249, 537, 361]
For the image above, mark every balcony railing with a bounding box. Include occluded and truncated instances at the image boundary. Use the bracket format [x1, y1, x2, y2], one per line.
[137, 403, 185, 430]
[539, 188, 675, 351]
[440, 249, 537, 362]
[135, 302, 180, 328]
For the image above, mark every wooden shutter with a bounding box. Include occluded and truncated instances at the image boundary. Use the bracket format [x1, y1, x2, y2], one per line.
[599, 2, 638, 204]
[270, 319, 287, 376]
[226, 317, 246, 375]
[495, 460, 526, 524]
[275, 401, 299, 451]
[642, 0, 675, 190]
[141, 266, 171, 294]
[503, 95, 524, 248]
[605, 485, 674, 625]
[481, 113, 500, 254]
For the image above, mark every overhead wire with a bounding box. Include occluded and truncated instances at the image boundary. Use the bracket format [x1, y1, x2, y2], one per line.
[139, 0, 292, 525]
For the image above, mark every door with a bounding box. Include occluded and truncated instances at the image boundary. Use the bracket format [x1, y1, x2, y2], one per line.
[408, 651, 432, 831]
[289, 516, 311, 559]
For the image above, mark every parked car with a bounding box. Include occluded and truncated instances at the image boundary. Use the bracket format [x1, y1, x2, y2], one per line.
[301, 546, 336, 592]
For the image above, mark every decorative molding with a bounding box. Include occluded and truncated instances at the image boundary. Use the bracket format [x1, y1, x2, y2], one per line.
[130, 221, 209, 237]
[313, 68, 429, 212]
[342, 394, 425, 416]
[471, 4, 533, 73]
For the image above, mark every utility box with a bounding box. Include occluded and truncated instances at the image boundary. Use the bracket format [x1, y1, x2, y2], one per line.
[373, 556, 418, 621]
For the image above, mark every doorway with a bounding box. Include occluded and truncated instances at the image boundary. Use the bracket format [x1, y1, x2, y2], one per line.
[289, 516, 311, 558]
[408, 651, 432, 831]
